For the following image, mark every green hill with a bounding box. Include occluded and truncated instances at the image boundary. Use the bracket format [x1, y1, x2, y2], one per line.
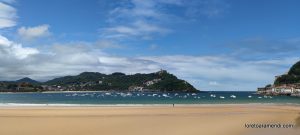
[0, 70, 198, 92]
[45, 72, 106, 85]
[44, 70, 198, 92]
[274, 61, 300, 85]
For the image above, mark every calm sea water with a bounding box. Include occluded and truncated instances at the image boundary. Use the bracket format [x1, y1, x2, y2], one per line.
[0, 91, 299, 105]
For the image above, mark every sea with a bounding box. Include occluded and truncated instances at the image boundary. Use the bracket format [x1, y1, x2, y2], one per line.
[0, 91, 299, 106]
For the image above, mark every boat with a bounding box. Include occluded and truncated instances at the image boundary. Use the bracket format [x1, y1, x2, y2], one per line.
[230, 95, 236, 98]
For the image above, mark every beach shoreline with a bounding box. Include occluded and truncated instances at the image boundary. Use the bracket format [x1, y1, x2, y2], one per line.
[0, 103, 299, 107]
[0, 104, 299, 135]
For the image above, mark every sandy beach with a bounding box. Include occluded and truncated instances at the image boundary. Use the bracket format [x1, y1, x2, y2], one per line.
[0, 104, 299, 135]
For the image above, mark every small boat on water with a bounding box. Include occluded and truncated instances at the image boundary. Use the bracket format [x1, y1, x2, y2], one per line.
[230, 95, 236, 98]
[210, 94, 216, 98]
[162, 94, 169, 97]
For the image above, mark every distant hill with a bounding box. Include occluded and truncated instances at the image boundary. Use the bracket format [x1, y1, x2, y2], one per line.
[44, 70, 198, 92]
[274, 61, 300, 85]
[0, 77, 41, 92]
[16, 77, 40, 84]
[45, 72, 106, 85]
[0, 70, 198, 92]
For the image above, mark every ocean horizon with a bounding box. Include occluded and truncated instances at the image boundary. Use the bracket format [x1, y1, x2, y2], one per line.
[0, 91, 299, 106]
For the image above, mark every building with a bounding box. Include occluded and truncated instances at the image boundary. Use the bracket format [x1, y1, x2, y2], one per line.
[272, 86, 293, 94]
[144, 78, 161, 86]
[257, 84, 299, 96]
[257, 74, 300, 96]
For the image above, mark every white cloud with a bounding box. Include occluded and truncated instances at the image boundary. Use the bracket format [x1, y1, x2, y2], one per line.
[18, 24, 50, 40]
[101, 0, 183, 39]
[0, 2, 16, 28]
[0, 40, 297, 91]
[141, 55, 298, 90]
[0, 35, 39, 59]
[101, 0, 229, 39]
[103, 21, 170, 39]
[0, 2, 39, 61]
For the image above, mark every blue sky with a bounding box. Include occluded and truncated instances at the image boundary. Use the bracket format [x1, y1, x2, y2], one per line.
[0, 0, 300, 91]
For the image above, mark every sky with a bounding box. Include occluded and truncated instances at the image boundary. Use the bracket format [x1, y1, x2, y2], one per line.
[0, 0, 300, 91]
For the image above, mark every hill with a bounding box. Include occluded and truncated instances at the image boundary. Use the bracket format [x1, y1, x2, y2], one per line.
[45, 72, 106, 85]
[257, 60, 300, 96]
[274, 61, 300, 85]
[16, 77, 40, 84]
[0, 70, 198, 92]
[44, 70, 198, 92]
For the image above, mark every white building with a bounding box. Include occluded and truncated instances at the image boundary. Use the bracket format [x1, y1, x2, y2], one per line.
[144, 79, 161, 86]
[272, 86, 293, 94]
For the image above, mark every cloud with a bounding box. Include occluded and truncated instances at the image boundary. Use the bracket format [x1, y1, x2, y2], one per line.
[0, 39, 297, 91]
[227, 37, 300, 59]
[103, 21, 170, 39]
[0, 35, 39, 59]
[141, 55, 298, 90]
[0, 1, 16, 28]
[18, 24, 50, 40]
[101, 0, 175, 39]
[0, 41, 161, 81]
[101, 0, 229, 40]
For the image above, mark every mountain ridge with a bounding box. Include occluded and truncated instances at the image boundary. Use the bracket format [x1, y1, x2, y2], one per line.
[0, 70, 198, 92]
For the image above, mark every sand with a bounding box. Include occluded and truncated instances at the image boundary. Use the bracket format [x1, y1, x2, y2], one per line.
[0, 104, 299, 135]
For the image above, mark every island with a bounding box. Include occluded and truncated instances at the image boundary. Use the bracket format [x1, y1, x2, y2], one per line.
[0, 70, 198, 93]
[257, 61, 300, 97]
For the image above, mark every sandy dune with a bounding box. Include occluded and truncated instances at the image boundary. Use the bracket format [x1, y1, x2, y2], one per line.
[0, 105, 299, 135]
